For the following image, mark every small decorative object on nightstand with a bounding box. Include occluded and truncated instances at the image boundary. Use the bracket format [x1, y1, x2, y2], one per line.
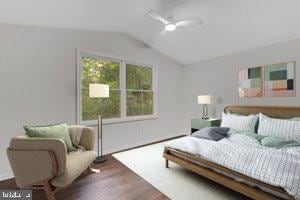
[191, 118, 221, 134]
[197, 95, 212, 119]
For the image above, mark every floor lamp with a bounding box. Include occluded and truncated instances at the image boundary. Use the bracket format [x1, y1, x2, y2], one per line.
[89, 83, 109, 164]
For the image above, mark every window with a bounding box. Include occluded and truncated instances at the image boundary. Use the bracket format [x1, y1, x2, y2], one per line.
[126, 64, 153, 116]
[77, 52, 157, 124]
[81, 56, 121, 121]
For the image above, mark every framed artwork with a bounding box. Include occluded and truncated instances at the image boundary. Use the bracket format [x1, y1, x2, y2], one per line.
[238, 66, 262, 97]
[264, 61, 296, 97]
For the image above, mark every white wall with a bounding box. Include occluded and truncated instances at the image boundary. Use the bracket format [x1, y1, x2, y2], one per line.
[184, 38, 300, 133]
[0, 24, 185, 180]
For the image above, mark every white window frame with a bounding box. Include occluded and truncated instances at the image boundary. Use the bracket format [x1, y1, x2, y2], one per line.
[76, 51, 158, 125]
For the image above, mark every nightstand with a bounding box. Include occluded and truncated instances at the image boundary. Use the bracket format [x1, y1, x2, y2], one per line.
[191, 118, 221, 134]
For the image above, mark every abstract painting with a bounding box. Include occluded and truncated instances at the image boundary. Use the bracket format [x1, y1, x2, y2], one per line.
[264, 61, 296, 97]
[238, 66, 262, 97]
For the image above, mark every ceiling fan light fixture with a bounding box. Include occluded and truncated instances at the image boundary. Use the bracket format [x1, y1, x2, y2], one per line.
[165, 23, 176, 31]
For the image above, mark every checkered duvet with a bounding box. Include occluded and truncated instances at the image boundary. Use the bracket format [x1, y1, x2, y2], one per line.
[165, 134, 300, 199]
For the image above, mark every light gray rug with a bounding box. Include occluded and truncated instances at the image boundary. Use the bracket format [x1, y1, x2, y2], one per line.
[113, 141, 249, 200]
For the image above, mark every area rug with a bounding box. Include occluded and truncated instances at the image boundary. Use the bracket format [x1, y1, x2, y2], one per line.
[113, 140, 249, 200]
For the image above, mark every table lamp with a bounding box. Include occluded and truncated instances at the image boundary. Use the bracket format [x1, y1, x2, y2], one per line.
[89, 84, 109, 163]
[197, 95, 212, 119]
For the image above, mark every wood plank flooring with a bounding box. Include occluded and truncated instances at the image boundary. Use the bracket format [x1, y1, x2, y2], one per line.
[0, 155, 169, 200]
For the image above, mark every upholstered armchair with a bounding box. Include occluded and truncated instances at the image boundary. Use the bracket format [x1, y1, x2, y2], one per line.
[7, 126, 98, 200]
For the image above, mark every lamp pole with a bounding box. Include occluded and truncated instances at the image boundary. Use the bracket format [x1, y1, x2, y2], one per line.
[94, 114, 107, 163]
[89, 84, 109, 164]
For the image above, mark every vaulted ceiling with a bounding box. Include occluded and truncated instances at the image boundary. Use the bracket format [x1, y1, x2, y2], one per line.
[1, 0, 300, 65]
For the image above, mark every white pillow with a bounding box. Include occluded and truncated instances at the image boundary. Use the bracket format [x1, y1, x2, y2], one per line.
[258, 113, 300, 142]
[221, 112, 258, 133]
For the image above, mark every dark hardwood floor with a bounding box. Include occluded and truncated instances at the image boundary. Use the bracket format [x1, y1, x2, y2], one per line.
[0, 155, 169, 200]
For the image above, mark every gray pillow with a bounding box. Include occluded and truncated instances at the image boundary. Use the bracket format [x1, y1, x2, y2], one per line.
[192, 127, 230, 141]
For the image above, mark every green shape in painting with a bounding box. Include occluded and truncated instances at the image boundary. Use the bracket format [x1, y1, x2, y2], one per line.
[264, 63, 287, 81]
[269, 70, 287, 80]
[250, 78, 261, 87]
[248, 67, 261, 79]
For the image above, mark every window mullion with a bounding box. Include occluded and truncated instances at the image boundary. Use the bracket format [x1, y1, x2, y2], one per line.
[121, 61, 126, 118]
[126, 89, 153, 92]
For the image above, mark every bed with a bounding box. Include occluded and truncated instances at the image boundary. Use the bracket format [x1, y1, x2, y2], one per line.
[164, 105, 300, 200]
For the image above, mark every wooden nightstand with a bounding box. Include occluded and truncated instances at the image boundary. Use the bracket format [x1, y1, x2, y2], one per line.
[191, 118, 221, 134]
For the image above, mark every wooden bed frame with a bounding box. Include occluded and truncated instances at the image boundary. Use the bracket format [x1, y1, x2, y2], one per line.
[164, 105, 300, 200]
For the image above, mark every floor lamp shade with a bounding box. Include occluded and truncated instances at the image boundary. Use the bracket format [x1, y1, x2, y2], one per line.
[89, 84, 109, 98]
[89, 83, 109, 164]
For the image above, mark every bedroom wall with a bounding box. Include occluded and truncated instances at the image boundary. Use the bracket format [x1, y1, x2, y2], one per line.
[183, 38, 300, 132]
[0, 23, 185, 180]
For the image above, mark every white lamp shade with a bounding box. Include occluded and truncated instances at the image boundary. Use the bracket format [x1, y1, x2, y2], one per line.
[197, 95, 212, 104]
[89, 84, 109, 98]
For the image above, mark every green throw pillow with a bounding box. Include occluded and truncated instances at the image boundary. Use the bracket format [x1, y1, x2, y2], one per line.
[261, 136, 300, 148]
[245, 133, 266, 141]
[292, 117, 300, 121]
[24, 123, 76, 152]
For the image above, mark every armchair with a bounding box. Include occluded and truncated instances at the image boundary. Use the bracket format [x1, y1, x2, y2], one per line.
[6, 126, 98, 200]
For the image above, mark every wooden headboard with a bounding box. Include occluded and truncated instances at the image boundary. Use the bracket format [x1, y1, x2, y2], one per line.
[224, 105, 300, 119]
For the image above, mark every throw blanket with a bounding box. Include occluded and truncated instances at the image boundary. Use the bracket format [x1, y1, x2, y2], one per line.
[68, 126, 86, 151]
[166, 134, 300, 199]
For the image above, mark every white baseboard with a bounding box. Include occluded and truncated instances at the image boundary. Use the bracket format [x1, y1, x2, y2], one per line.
[0, 173, 14, 181]
[105, 132, 186, 155]
[0, 133, 187, 182]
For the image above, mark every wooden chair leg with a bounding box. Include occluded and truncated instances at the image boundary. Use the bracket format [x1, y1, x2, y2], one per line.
[43, 180, 55, 200]
[165, 159, 169, 168]
[87, 165, 100, 173]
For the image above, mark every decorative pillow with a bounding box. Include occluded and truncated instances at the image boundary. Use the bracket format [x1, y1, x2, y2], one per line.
[245, 132, 266, 141]
[261, 136, 300, 148]
[221, 112, 258, 133]
[292, 117, 300, 121]
[258, 113, 300, 142]
[24, 123, 76, 152]
[192, 127, 229, 141]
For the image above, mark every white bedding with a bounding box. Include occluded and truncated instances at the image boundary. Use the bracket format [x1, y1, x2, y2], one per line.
[165, 134, 300, 199]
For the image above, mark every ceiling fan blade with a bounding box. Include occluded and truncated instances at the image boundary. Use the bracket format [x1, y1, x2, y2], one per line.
[175, 18, 203, 27]
[147, 10, 170, 25]
[159, 29, 168, 37]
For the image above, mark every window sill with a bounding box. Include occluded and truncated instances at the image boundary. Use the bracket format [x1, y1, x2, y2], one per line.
[80, 114, 159, 126]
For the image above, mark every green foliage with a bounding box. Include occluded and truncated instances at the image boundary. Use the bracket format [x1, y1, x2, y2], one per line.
[81, 57, 154, 121]
[81, 57, 120, 120]
[126, 64, 152, 90]
[127, 91, 153, 116]
[82, 90, 120, 120]
[81, 57, 120, 89]
[126, 64, 153, 116]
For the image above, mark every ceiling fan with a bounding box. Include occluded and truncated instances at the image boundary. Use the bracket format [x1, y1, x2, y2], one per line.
[147, 10, 203, 35]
